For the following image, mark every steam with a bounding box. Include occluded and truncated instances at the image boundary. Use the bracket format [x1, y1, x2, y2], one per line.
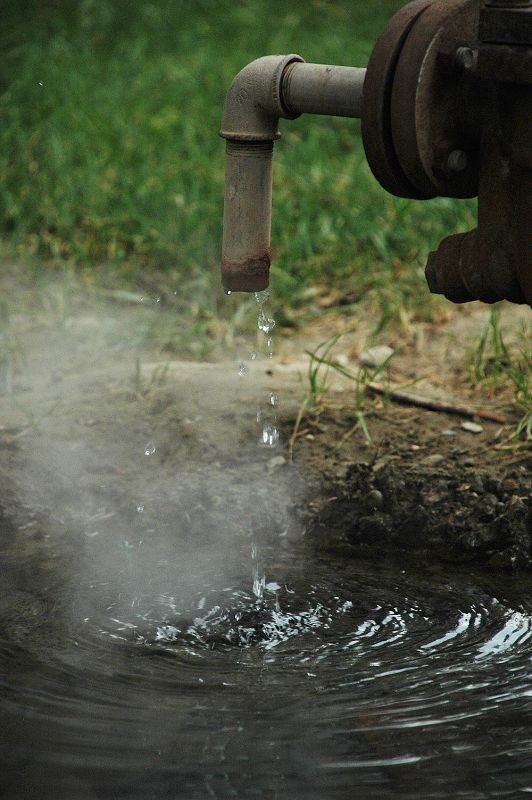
[1, 285, 307, 646]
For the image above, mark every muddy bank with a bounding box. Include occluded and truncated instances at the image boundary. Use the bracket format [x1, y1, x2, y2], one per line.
[306, 460, 531, 570]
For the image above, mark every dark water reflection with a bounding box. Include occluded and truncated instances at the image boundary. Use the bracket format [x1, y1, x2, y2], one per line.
[2, 517, 532, 799]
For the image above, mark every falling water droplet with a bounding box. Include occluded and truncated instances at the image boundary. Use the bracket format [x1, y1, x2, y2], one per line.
[155, 296, 161, 304]
[269, 392, 278, 406]
[238, 361, 248, 377]
[253, 572, 266, 603]
[225, 289, 232, 295]
[257, 310, 267, 331]
[261, 424, 279, 447]
[257, 312, 275, 334]
[144, 442, 156, 456]
[136, 504, 145, 514]
[251, 351, 257, 360]
[38, 81, 44, 86]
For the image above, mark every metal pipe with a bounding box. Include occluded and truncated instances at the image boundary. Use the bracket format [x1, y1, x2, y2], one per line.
[282, 63, 366, 118]
[220, 55, 304, 292]
[220, 56, 366, 292]
[222, 141, 274, 292]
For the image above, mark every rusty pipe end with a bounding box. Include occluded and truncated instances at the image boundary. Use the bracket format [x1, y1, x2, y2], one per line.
[222, 254, 270, 293]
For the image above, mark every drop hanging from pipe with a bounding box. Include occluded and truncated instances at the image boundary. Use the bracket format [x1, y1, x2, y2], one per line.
[220, 56, 366, 292]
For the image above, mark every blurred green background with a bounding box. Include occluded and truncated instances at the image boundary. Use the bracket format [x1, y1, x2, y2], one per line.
[1, 0, 475, 325]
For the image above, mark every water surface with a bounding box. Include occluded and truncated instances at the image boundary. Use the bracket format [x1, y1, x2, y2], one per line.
[2, 512, 532, 799]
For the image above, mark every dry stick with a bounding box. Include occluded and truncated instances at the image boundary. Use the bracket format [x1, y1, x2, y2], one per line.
[366, 381, 506, 424]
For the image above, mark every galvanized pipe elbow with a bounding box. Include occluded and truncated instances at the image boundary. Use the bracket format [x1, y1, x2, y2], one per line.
[220, 55, 304, 143]
[220, 55, 304, 292]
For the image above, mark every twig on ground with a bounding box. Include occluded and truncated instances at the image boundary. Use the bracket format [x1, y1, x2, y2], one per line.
[366, 381, 506, 424]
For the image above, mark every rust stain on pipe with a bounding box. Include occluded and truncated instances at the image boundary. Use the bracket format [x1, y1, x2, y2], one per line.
[221, 253, 270, 293]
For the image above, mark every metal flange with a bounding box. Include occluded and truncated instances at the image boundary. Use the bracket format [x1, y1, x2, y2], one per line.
[361, 0, 434, 199]
[390, 0, 480, 199]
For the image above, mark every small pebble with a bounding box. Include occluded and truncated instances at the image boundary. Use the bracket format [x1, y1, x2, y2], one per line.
[267, 455, 286, 473]
[359, 345, 394, 369]
[461, 421, 483, 434]
[423, 454, 445, 465]
[470, 475, 484, 494]
[367, 489, 384, 510]
[442, 429, 456, 437]
[483, 493, 499, 512]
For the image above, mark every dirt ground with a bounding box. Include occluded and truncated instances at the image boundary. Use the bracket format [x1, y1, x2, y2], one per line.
[0, 276, 530, 572]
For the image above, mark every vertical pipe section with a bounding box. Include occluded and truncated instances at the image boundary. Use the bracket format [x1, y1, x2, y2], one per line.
[222, 141, 274, 292]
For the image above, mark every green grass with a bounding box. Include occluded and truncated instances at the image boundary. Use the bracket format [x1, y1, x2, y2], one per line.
[288, 332, 397, 457]
[470, 306, 532, 443]
[1, 0, 476, 327]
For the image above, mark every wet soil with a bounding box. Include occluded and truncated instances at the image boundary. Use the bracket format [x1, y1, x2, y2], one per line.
[0, 277, 530, 571]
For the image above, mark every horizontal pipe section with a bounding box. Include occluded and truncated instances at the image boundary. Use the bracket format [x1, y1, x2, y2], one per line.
[281, 63, 366, 118]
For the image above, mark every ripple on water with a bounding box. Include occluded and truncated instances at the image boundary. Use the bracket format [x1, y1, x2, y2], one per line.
[3, 541, 532, 799]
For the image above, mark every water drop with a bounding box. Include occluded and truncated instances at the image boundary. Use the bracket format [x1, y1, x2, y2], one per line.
[257, 312, 275, 334]
[136, 504, 144, 513]
[144, 442, 156, 456]
[269, 392, 278, 406]
[253, 572, 266, 603]
[225, 289, 232, 296]
[238, 361, 248, 377]
[251, 351, 257, 360]
[257, 310, 267, 331]
[38, 81, 44, 86]
[261, 424, 279, 447]
[254, 289, 269, 305]
[155, 296, 161, 304]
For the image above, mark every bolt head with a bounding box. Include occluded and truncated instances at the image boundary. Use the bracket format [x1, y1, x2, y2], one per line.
[455, 46, 478, 72]
[447, 149, 468, 173]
